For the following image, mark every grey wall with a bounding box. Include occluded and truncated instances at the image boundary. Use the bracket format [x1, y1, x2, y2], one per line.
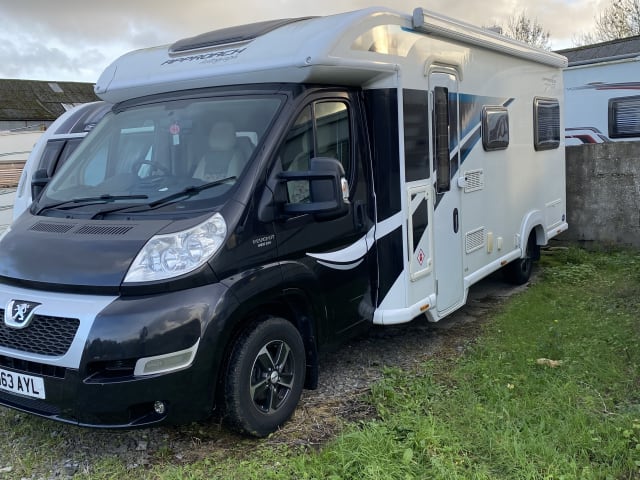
[563, 142, 640, 247]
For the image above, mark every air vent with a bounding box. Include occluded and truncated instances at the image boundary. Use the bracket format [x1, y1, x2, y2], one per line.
[465, 227, 485, 253]
[464, 169, 484, 193]
[75, 225, 133, 235]
[30, 222, 75, 234]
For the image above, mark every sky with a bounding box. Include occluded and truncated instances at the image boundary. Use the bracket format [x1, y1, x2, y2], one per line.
[0, 0, 607, 83]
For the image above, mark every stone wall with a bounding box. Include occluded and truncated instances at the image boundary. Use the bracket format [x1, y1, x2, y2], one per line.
[564, 142, 640, 247]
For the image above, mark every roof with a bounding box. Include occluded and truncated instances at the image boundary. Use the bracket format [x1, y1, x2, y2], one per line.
[0, 79, 99, 122]
[556, 35, 640, 66]
[96, 7, 566, 104]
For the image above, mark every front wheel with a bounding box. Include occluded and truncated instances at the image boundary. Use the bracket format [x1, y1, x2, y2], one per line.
[224, 317, 305, 437]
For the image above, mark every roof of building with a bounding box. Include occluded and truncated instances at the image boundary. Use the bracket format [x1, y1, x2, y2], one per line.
[556, 35, 640, 66]
[0, 79, 99, 122]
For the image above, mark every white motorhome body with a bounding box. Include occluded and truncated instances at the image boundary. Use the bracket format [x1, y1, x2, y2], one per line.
[0, 7, 567, 432]
[95, 7, 568, 324]
[561, 47, 640, 141]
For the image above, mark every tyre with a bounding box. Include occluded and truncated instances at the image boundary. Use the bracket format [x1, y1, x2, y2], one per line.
[503, 234, 538, 285]
[224, 317, 305, 437]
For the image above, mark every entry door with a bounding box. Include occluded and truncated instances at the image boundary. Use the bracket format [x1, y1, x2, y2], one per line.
[430, 70, 464, 315]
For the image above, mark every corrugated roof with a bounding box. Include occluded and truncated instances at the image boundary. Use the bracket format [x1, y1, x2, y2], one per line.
[0, 79, 99, 121]
[556, 35, 640, 66]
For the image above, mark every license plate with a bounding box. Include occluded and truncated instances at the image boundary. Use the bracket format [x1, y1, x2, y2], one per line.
[0, 368, 45, 399]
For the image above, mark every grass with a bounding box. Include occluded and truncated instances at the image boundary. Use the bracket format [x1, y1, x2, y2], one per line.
[2, 246, 640, 479]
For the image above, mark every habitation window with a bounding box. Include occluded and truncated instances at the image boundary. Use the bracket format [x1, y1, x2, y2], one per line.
[482, 106, 509, 151]
[609, 95, 640, 139]
[403, 89, 430, 181]
[533, 97, 560, 151]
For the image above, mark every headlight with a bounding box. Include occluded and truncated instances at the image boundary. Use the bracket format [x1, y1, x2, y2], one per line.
[124, 212, 226, 283]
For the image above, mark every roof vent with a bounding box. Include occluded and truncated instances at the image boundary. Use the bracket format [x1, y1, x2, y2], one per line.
[169, 17, 312, 54]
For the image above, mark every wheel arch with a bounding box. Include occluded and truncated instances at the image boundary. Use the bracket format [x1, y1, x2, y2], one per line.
[519, 210, 546, 259]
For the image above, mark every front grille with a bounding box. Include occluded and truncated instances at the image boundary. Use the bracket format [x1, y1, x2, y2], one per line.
[0, 310, 79, 356]
[0, 355, 66, 379]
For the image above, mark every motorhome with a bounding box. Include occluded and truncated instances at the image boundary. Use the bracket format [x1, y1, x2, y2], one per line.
[559, 37, 640, 141]
[12, 101, 110, 220]
[0, 7, 567, 436]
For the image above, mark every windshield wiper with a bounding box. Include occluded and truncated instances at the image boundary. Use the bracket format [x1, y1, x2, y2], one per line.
[147, 176, 236, 208]
[96, 177, 236, 218]
[36, 194, 149, 215]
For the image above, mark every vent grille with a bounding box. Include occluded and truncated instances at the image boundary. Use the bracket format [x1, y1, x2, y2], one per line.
[0, 355, 66, 379]
[30, 222, 75, 234]
[0, 310, 79, 356]
[75, 225, 133, 235]
[465, 227, 485, 253]
[464, 169, 484, 193]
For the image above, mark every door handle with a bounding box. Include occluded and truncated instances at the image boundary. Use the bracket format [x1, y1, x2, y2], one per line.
[354, 201, 365, 230]
[453, 208, 459, 233]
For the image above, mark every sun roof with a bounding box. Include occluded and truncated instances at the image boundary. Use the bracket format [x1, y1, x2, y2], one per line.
[169, 17, 313, 54]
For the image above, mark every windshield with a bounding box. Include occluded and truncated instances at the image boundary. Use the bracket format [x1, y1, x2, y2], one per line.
[40, 94, 282, 215]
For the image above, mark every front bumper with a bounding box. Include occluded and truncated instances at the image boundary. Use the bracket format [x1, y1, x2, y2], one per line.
[0, 281, 232, 427]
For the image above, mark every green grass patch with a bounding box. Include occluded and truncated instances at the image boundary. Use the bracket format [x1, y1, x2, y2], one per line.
[134, 247, 640, 479]
[2, 247, 640, 479]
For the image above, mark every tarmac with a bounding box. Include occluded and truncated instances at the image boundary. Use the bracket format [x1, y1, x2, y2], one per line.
[0, 188, 16, 234]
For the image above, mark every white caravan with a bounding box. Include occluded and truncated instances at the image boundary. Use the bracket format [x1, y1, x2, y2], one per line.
[563, 52, 640, 141]
[0, 7, 567, 434]
[12, 101, 110, 220]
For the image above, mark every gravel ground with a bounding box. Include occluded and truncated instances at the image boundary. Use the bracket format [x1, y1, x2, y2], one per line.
[0, 270, 531, 478]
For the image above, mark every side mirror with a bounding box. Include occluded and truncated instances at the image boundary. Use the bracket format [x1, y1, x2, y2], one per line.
[31, 169, 51, 201]
[278, 157, 349, 217]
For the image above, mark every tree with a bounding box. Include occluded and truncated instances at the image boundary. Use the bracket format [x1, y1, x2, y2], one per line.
[501, 11, 552, 50]
[577, 0, 640, 44]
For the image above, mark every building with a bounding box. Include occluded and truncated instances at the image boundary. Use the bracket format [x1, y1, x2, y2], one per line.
[0, 79, 99, 132]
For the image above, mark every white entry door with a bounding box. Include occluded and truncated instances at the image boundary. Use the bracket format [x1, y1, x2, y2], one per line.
[430, 69, 464, 315]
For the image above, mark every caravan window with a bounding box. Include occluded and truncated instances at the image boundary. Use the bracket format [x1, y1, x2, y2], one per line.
[434, 87, 450, 192]
[609, 95, 640, 138]
[403, 89, 430, 181]
[279, 100, 352, 204]
[533, 97, 560, 151]
[482, 106, 509, 151]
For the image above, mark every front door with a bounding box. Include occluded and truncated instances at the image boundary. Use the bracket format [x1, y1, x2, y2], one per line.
[430, 70, 464, 315]
[270, 93, 374, 339]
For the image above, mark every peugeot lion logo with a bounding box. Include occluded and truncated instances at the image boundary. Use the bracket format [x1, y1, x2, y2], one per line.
[5, 300, 41, 329]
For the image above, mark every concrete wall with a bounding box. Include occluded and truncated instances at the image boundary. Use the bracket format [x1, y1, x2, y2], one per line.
[563, 142, 640, 247]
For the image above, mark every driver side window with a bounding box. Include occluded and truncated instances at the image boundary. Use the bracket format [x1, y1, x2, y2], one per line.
[278, 100, 351, 204]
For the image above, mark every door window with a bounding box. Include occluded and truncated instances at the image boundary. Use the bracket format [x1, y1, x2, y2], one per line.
[434, 86, 451, 193]
[279, 101, 352, 204]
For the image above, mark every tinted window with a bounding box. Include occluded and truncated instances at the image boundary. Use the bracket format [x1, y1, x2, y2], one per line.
[403, 89, 429, 182]
[533, 97, 560, 151]
[609, 95, 640, 138]
[482, 106, 509, 151]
